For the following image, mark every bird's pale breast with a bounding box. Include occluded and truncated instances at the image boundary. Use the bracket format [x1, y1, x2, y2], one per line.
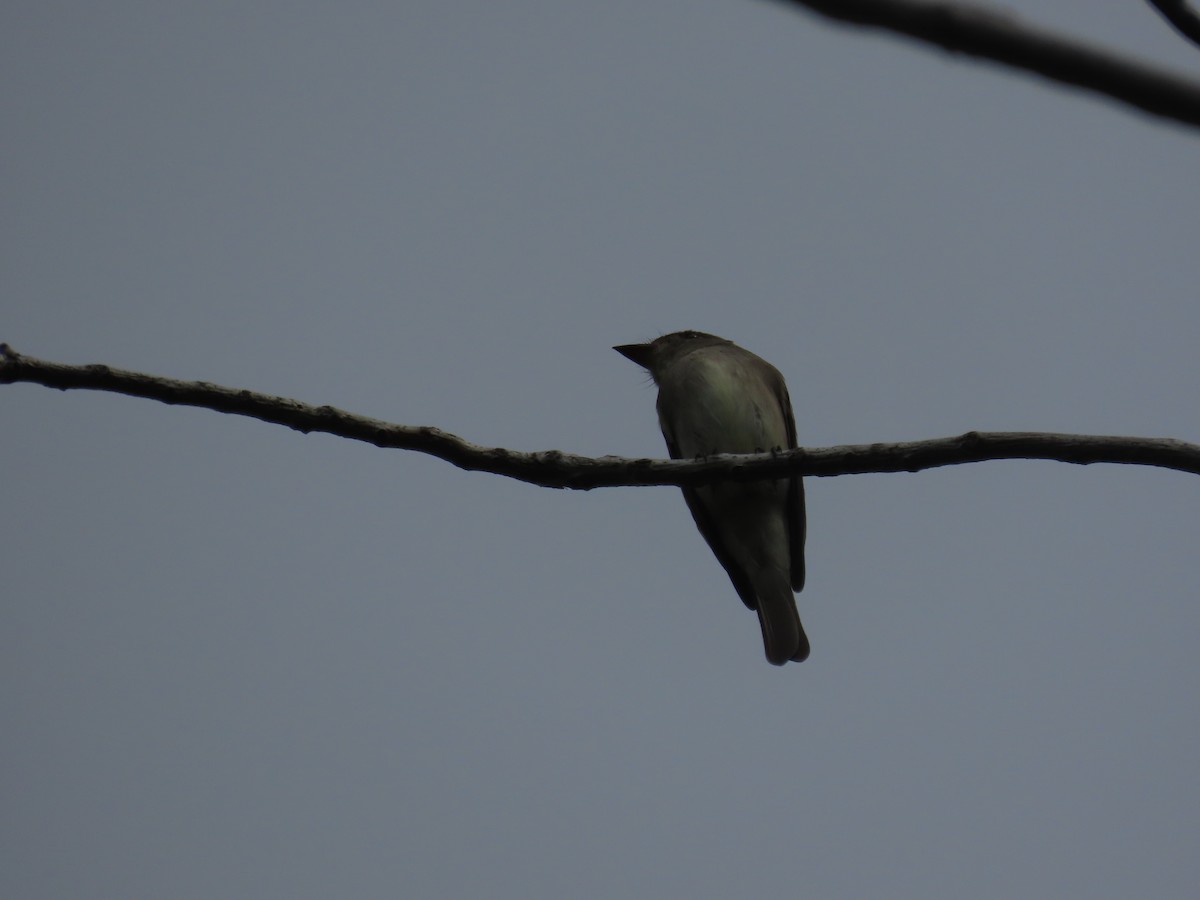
[660, 352, 787, 458]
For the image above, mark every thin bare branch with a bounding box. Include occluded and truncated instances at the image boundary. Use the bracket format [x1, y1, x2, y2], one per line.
[1146, 0, 1200, 50]
[769, 0, 1200, 129]
[4, 344, 1198, 485]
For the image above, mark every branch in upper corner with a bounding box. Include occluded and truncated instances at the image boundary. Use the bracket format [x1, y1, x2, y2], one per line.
[1146, 0, 1200, 50]
[769, 0, 1200, 129]
[3, 344, 1199, 485]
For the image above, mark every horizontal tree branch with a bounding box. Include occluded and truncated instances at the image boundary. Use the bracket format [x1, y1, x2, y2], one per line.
[3, 344, 1198, 486]
[769, 0, 1200, 129]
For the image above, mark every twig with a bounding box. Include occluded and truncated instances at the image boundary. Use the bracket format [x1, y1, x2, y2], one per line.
[4, 344, 1198, 485]
[769, 0, 1200, 128]
[1146, 0, 1200, 50]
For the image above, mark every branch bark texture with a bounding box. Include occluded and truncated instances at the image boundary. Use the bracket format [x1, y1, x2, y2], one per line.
[4, 345, 1198, 486]
[771, 0, 1200, 128]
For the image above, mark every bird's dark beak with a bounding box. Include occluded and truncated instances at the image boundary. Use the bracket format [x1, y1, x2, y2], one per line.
[613, 342, 653, 368]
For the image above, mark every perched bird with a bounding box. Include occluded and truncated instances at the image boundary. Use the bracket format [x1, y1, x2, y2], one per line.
[614, 331, 809, 665]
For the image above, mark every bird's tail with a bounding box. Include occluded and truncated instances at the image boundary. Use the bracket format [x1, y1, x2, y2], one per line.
[753, 568, 810, 665]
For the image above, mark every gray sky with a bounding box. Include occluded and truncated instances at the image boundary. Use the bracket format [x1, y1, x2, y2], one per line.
[4, 1, 1199, 897]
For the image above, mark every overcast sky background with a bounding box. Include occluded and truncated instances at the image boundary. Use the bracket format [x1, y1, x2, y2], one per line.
[4, 1, 1199, 897]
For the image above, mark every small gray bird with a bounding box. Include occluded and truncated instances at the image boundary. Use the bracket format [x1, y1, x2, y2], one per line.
[615, 331, 809, 665]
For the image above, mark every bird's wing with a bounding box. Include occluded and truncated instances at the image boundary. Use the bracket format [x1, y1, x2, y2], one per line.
[776, 377, 806, 592]
[664, 430, 759, 611]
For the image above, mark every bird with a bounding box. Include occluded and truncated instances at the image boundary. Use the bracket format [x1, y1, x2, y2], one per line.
[614, 331, 809, 665]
